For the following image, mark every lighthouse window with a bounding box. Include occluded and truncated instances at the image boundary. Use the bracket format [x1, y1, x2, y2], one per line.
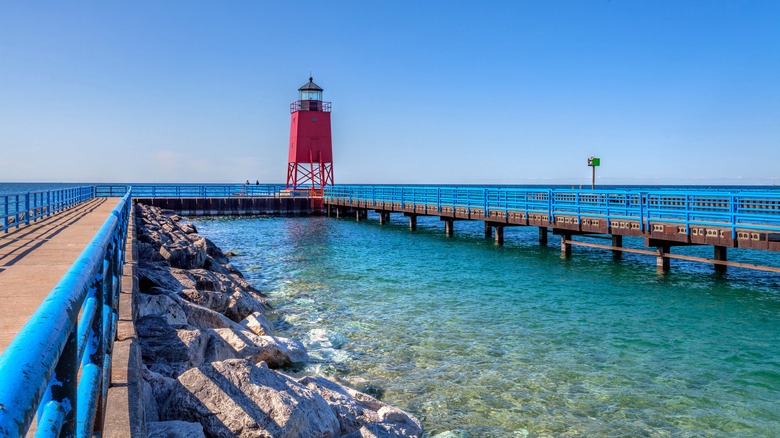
[300, 90, 322, 101]
[312, 118, 317, 122]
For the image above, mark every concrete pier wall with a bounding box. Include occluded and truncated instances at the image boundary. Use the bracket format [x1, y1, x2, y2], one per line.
[134, 197, 323, 216]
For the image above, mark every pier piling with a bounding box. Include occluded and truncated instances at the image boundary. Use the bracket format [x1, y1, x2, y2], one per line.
[405, 214, 417, 231]
[444, 219, 454, 237]
[561, 234, 572, 258]
[612, 235, 623, 259]
[539, 227, 548, 245]
[714, 246, 728, 273]
[494, 226, 504, 245]
[656, 245, 671, 272]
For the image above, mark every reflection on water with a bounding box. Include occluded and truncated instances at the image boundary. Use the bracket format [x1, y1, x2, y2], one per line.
[193, 214, 780, 437]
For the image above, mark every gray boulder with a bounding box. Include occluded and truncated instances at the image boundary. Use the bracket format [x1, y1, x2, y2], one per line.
[137, 293, 188, 328]
[240, 311, 274, 336]
[138, 263, 185, 295]
[138, 321, 307, 377]
[159, 240, 207, 270]
[147, 420, 205, 438]
[202, 237, 229, 264]
[212, 329, 308, 366]
[298, 376, 423, 437]
[178, 222, 198, 234]
[180, 269, 270, 321]
[164, 359, 340, 438]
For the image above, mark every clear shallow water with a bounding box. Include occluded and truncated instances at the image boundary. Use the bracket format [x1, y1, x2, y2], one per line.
[192, 214, 780, 437]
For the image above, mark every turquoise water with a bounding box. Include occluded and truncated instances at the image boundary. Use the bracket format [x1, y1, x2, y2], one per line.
[192, 214, 780, 437]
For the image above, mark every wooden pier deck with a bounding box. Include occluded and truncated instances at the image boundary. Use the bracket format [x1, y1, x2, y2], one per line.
[0, 198, 115, 352]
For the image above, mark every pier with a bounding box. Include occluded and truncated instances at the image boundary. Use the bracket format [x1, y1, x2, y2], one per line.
[323, 185, 780, 273]
[2, 183, 780, 437]
[0, 197, 117, 351]
[0, 184, 323, 437]
[0, 186, 131, 437]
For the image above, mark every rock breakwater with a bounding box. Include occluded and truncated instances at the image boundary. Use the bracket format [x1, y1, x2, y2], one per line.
[134, 204, 423, 437]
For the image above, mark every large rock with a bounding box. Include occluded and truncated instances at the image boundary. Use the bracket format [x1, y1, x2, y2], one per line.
[240, 311, 274, 336]
[176, 293, 249, 331]
[147, 420, 206, 438]
[212, 328, 308, 367]
[138, 320, 307, 377]
[179, 269, 270, 322]
[138, 263, 185, 295]
[137, 317, 195, 377]
[202, 237, 229, 264]
[298, 376, 423, 437]
[159, 239, 207, 270]
[164, 359, 340, 438]
[142, 367, 177, 421]
[137, 293, 188, 328]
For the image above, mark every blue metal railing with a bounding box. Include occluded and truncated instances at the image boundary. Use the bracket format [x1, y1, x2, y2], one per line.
[324, 185, 780, 237]
[93, 184, 289, 198]
[1, 187, 95, 233]
[0, 189, 131, 437]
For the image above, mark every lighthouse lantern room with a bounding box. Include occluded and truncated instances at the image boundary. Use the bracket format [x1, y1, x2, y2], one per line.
[286, 77, 334, 193]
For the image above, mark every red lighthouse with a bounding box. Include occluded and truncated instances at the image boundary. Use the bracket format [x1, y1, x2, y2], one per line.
[286, 77, 334, 193]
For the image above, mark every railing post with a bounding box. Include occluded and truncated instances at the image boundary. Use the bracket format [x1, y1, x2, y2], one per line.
[575, 191, 580, 223]
[548, 190, 554, 224]
[53, 326, 79, 437]
[731, 194, 737, 239]
[483, 189, 488, 218]
[25, 192, 30, 226]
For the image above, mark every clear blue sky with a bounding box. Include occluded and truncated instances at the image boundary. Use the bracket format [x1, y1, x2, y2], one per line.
[1, 1, 778, 185]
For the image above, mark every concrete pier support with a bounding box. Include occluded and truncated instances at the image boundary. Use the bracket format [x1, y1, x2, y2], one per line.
[656, 245, 671, 273]
[335, 207, 341, 219]
[408, 215, 417, 231]
[539, 227, 548, 245]
[714, 246, 728, 273]
[561, 234, 572, 258]
[612, 235, 623, 259]
[379, 212, 390, 225]
[356, 209, 362, 222]
[494, 226, 504, 245]
[484, 222, 493, 238]
[444, 219, 454, 237]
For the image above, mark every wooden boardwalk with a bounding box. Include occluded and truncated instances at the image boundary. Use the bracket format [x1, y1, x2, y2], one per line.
[0, 198, 115, 353]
